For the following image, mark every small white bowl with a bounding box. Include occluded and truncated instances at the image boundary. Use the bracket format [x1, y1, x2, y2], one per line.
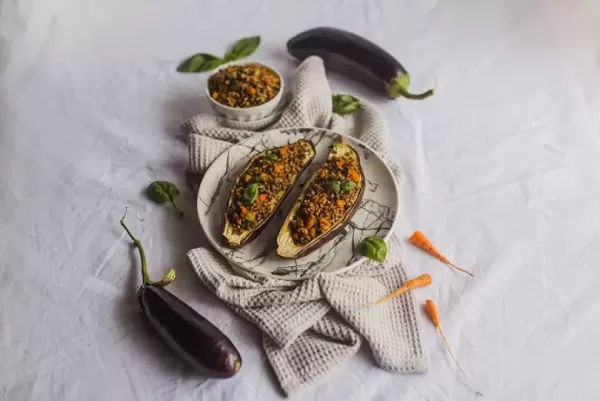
[205, 61, 285, 122]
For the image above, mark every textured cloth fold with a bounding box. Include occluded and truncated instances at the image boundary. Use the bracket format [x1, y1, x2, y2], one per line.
[183, 56, 427, 395]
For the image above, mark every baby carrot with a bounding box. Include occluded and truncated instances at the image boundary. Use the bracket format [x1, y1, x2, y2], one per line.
[426, 299, 483, 396]
[409, 231, 473, 277]
[366, 274, 432, 307]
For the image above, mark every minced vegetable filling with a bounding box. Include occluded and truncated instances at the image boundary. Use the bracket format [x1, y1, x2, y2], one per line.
[209, 63, 281, 108]
[227, 141, 312, 234]
[290, 152, 361, 246]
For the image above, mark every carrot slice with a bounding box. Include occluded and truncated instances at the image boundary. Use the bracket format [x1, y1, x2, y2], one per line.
[426, 299, 483, 396]
[366, 274, 432, 306]
[409, 231, 473, 277]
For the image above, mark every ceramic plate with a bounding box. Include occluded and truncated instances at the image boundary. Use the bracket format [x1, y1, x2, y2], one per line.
[197, 127, 399, 280]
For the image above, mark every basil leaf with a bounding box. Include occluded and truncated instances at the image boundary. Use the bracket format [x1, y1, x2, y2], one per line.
[177, 53, 224, 73]
[266, 151, 279, 162]
[147, 181, 184, 217]
[332, 94, 361, 115]
[243, 183, 259, 205]
[360, 236, 387, 263]
[326, 181, 341, 194]
[223, 52, 237, 62]
[147, 181, 180, 204]
[340, 180, 357, 193]
[227, 36, 260, 60]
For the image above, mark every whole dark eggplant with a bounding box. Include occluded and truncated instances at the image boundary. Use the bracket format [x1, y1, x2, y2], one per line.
[120, 213, 241, 378]
[287, 27, 433, 100]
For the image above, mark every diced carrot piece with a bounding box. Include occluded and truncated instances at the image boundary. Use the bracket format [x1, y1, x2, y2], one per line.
[349, 169, 360, 183]
[305, 215, 315, 229]
[336, 200, 345, 209]
[240, 206, 248, 215]
[259, 194, 267, 202]
[320, 217, 331, 231]
[279, 147, 288, 157]
[274, 164, 283, 174]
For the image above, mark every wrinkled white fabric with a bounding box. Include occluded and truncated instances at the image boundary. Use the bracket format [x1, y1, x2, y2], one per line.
[2, 0, 600, 400]
[184, 57, 426, 395]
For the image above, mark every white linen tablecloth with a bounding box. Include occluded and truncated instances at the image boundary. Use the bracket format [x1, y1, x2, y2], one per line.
[2, 0, 600, 400]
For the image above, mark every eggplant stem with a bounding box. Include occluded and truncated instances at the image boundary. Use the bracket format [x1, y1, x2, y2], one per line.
[120, 210, 151, 285]
[387, 75, 434, 100]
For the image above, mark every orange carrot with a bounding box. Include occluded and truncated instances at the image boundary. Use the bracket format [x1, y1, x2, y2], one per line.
[409, 231, 473, 277]
[259, 194, 267, 202]
[366, 274, 432, 306]
[426, 299, 483, 396]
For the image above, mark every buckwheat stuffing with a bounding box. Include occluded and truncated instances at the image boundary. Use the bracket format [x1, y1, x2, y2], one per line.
[208, 63, 281, 108]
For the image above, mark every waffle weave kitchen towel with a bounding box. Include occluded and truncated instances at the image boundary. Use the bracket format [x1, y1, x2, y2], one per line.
[182, 56, 427, 395]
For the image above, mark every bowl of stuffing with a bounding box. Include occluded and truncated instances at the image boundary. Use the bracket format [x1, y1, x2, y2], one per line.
[206, 61, 285, 121]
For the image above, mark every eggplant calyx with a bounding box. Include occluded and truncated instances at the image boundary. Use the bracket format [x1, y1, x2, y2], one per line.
[120, 210, 176, 288]
[149, 269, 176, 287]
[387, 74, 434, 100]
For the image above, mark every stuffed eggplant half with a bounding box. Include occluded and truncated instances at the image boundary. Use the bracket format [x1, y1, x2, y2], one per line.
[277, 142, 365, 258]
[223, 139, 315, 248]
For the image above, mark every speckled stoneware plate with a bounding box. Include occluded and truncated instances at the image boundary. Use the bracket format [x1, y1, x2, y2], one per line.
[197, 127, 399, 280]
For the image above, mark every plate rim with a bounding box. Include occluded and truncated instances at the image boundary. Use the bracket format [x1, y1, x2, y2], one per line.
[196, 127, 400, 281]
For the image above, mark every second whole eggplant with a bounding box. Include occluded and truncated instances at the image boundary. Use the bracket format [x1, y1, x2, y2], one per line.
[120, 212, 242, 378]
[287, 27, 433, 100]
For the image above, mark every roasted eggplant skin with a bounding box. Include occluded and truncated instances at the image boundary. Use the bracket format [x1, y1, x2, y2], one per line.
[222, 140, 316, 248]
[276, 142, 365, 259]
[140, 285, 242, 378]
[287, 27, 433, 100]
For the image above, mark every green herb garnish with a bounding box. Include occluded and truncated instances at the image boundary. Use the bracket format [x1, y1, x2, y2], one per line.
[360, 236, 387, 262]
[224, 36, 261, 61]
[326, 180, 341, 194]
[332, 94, 361, 115]
[340, 180, 357, 193]
[243, 183, 259, 205]
[177, 54, 225, 73]
[266, 151, 279, 162]
[177, 36, 261, 73]
[146, 181, 183, 217]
